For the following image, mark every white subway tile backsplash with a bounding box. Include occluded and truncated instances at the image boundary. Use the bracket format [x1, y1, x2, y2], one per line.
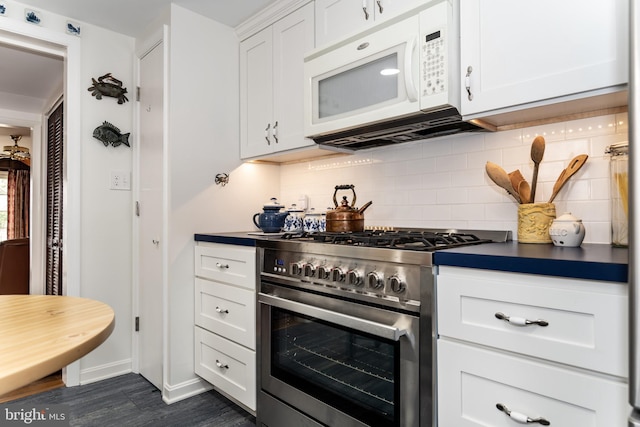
[279, 113, 628, 244]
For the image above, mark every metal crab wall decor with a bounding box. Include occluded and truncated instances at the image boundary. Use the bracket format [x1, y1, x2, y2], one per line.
[87, 73, 129, 104]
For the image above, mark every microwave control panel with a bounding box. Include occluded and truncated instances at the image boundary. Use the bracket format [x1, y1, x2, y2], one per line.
[421, 29, 447, 97]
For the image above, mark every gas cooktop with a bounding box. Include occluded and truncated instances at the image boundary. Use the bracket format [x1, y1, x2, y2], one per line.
[281, 228, 511, 252]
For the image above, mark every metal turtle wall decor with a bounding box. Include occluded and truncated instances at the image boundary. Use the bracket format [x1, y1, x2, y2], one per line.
[93, 121, 130, 148]
[88, 73, 129, 104]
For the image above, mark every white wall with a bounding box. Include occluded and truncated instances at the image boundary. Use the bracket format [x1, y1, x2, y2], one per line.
[77, 22, 135, 381]
[280, 113, 628, 244]
[165, 4, 279, 399]
[3, 0, 137, 383]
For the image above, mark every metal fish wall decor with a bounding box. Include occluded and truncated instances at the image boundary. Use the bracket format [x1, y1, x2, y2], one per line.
[93, 121, 130, 148]
[88, 73, 129, 104]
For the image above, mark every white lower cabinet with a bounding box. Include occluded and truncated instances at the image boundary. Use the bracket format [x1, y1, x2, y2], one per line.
[195, 327, 256, 412]
[194, 242, 257, 413]
[436, 266, 629, 426]
[438, 340, 628, 426]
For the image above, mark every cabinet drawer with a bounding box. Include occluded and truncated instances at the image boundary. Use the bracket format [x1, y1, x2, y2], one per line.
[437, 267, 627, 377]
[195, 243, 256, 290]
[195, 278, 255, 349]
[438, 339, 628, 427]
[195, 326, 256, 411]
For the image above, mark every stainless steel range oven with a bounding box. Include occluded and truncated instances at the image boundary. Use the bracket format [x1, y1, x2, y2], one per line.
[256, 229, 510, 427]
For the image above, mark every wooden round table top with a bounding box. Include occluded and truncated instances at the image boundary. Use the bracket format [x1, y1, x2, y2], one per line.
[0, 295, 115, 396]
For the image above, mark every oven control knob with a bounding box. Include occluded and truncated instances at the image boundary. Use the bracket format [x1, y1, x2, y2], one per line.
[303, 263, 316, 277]
[347, 270, 362, 287]
[367, 272, 384, 289]
[317, 265, 330, 280]
[389, 275, 406, 293]
[290, 262, 303, 276]
[331, 267, 345, 282]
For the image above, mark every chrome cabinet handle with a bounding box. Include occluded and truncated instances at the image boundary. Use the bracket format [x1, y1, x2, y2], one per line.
[215, 360, 229, 369]
[465, 66, 473, 101]
[362, 0, 370, 19]
[495, 312, 549, 327]
[215, 262, 229, 269]
[215, 306, 229, 314]
[496, 403, 550, 425]
[273, 121, 279, 143]
[264, 123, 271, 145]
[376, 0, 383, 14]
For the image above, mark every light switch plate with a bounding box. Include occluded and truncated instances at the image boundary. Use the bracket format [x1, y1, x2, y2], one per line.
[110, 170, 130, 190]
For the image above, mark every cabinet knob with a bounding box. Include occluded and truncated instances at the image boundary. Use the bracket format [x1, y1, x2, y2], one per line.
[215, 306, 229, 314]
[215, 262, 230, 269]
[495, 312, 549, 327]
[496, 403, 550, 425]
[215, 359, 229, 370]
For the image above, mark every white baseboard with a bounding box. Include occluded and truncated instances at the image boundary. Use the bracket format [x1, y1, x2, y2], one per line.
[79, 359, 133, 385]
[162, 376, 212, 404]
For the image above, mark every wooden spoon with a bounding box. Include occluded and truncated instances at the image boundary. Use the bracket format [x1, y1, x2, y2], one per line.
[508, 170, 528, 203]
[518, 180, 532, 205]
[530, 136, 545, 203]
[548, 154, 589, 202]
[486, 161, 521, 203]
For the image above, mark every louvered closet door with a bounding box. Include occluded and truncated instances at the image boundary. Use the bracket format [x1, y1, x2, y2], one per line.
[46, 102, 63, 296]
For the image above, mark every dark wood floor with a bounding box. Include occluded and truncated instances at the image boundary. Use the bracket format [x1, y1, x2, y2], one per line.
[4, 373, 256, 427]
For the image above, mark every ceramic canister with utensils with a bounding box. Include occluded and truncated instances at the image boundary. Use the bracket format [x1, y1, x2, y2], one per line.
[607, 143, 628, 246]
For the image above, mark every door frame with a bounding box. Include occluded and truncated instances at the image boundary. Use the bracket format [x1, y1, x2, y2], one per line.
[0, 18, 82, 385]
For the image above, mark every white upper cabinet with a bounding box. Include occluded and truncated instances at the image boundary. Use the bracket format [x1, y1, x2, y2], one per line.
[315, 0, 426, 47]
[460, 0, 628, 121]
[240, 3, 315, 159]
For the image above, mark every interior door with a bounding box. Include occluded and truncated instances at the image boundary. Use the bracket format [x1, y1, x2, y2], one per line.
[138, 41, 164, 390]
[46, 102, 63, 296]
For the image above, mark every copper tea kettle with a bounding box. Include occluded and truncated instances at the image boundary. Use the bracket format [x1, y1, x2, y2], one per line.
[326, 185, 372, 232]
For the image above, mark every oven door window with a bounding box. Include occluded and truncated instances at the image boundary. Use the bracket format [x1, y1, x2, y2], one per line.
[271, 307, 399, 427]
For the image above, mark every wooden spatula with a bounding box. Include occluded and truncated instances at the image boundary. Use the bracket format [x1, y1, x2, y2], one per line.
[486, 162, 521, 203]
[508, 170, 529, 204]
[548, 154, 588, 202]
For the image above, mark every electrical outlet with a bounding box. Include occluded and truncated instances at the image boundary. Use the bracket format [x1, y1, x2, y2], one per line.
[110, 170, 131, 190]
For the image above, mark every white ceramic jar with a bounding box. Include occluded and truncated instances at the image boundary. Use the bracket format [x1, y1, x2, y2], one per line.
[303, 209, 322, 233]
[549, 212, 586, 247]
[283, 204, 305, 233]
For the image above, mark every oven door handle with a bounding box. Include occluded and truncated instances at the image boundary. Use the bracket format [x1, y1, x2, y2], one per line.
[259, 293, 408, 341]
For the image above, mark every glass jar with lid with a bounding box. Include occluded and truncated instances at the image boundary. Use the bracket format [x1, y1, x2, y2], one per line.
[606, 142, 628, 246]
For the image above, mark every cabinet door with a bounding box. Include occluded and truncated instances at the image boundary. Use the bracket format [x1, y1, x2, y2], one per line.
[195, 327, 256, 411]
[272, 2, 315, 152]
[438, 340, 628, 427]
[373, 0, 428, 23]
[315, 0, 374, 47]
[240, 26, 274, 158]
[195, 278, 256, 349]
[460, 0, 628, 117]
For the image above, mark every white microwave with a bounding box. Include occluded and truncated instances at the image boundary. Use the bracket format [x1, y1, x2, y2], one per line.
[304, 0, 483, 150]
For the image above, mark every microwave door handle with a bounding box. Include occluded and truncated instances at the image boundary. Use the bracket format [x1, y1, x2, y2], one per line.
[404, 36, 418, 102]
[259, 293, 408, 341]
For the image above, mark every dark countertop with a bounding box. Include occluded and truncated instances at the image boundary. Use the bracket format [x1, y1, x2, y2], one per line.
[434, 242, 628, 283]
[194, 231, 278, 247]
[195, 233, 629, 283]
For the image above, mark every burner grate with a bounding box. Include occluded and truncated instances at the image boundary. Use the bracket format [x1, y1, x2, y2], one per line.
[281, 229, 493, 251]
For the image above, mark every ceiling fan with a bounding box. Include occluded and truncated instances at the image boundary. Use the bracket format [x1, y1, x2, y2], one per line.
[1, 135, 30, 161]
